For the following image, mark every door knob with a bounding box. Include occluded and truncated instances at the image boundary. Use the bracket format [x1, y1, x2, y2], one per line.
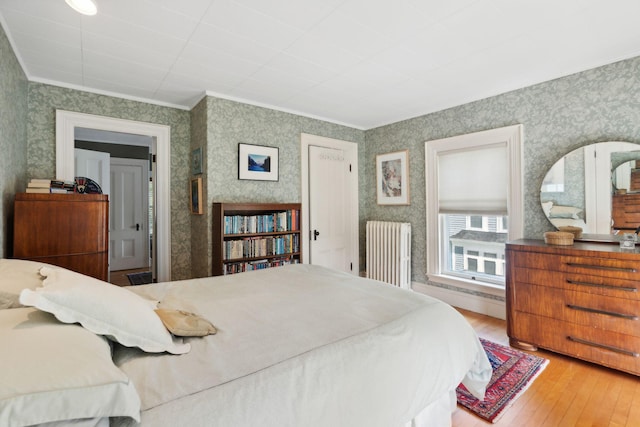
[136, 223, 140, 231]
[313, 230, 320, 240]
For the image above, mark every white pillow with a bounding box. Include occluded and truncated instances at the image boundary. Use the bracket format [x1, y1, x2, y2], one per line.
[0, 258, 49, 309]
[0, 307, 141, 426]
[19, 266, 190, 355]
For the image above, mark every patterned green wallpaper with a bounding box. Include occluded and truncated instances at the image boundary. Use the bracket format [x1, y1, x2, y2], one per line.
[197, 96, 366, 277]
[365, 56, 640, 294]
[26, 83, 192, 280]
[0, 23, 28, 258]
[189, 98, 209, 278]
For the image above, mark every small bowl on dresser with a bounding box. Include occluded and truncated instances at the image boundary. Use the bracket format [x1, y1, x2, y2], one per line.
[544, 231, 574, 246]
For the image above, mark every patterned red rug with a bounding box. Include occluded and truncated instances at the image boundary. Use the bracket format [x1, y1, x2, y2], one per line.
[456, 338, 549, 423]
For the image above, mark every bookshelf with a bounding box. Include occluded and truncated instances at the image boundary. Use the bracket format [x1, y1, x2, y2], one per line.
[212, 202, 302, 276]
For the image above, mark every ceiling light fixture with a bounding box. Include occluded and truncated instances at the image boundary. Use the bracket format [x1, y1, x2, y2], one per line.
[65, 0, 97, 16]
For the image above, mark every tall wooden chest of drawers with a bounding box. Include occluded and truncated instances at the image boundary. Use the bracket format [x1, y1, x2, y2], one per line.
[13, 193, 109, 281]
[506, 239, 640, 376]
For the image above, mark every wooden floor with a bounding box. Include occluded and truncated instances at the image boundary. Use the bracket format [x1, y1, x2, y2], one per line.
[453, 309, 640, 427]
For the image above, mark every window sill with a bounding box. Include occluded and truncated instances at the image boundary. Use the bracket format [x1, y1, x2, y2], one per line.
[427, 273, 505, 297]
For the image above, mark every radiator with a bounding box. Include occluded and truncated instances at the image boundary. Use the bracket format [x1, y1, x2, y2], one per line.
[366, 221, 411, 289]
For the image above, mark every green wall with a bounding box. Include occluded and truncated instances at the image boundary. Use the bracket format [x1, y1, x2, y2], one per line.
[26, 83, 192, 280]
[0, 22, 28, 258]
[365, 56, 640, 297]
[5, 17, 640, 286]
[188, 96, 365, 277]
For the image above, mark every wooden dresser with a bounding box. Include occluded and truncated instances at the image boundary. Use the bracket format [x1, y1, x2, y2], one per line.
[13, 193, 109, 281]
[612, 193, 640, 231]
[506, 239, 640, 376]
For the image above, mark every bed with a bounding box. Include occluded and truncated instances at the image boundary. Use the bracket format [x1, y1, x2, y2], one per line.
[0, 259, 491, 427]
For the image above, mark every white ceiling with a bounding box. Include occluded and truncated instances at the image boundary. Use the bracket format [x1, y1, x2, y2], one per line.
[1, 0, 640, 130]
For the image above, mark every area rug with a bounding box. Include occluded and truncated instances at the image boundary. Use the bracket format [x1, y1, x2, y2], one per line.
[456, 338, 549, 423]
[126, 271, 153, 285]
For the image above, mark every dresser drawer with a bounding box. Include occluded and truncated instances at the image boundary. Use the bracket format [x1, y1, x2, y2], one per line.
[513, 283, 640, 337]
[512, 266, 640, 299]
[511, 312, 640, 376]
[512, 252, 640, 281]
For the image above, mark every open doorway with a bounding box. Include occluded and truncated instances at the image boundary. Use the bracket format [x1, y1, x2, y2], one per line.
[74, 130, 153, 284]
[55, 110, 172, 282]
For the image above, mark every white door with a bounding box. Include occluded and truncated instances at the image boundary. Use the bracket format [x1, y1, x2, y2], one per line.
[308, 145, 355, 273]
[110, 158, 149, 271]
[74, 148, 110, 195]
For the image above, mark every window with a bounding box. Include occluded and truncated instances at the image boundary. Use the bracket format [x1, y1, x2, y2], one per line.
[467, 215, 486, 230]
[425, 125, 523, 290]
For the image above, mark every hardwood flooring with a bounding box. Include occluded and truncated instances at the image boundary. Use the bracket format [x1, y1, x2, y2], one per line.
[453, 309, 640, 427]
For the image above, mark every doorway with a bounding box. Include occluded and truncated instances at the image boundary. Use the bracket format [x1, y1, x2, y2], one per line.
[55, 110, 171, 282]
[300, 133, 359, 274]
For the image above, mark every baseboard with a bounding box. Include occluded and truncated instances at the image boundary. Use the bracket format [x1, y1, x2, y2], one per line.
[412, 281, 506, 320]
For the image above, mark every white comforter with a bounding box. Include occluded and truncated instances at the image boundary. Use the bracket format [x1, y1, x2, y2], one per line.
[112, 264, 491, 427]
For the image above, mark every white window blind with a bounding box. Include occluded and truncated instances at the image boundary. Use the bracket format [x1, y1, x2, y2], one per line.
[437, 143, 508, 214]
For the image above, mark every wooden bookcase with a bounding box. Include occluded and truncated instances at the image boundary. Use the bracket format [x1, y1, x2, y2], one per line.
[212, 202, 302, 276]
[13, 193, 109, 281]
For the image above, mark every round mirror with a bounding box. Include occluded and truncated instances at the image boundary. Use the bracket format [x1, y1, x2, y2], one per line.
[540, 141, 640, 235]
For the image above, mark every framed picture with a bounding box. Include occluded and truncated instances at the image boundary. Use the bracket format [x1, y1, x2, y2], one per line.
[191, 147, 203, 175]
[190, 177, 203, 214]
[376, 150, 410, 205]
[238, 143, 279, 181]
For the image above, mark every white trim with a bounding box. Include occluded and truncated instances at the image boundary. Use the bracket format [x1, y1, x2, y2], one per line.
[412, 281, 506, 320]
[425, 124, 523, 291]
[300, 133, 359, 272]
[55, 110, 172, 282]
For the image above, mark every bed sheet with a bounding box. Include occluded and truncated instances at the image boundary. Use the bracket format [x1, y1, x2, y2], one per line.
[112, 264, 490, 427]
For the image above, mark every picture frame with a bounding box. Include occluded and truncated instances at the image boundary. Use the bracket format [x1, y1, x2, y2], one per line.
[376, 150, 410, 205]
[191, 147, 203, 175]
[190, 177, 203, 214]
[238, 143, 279, 181]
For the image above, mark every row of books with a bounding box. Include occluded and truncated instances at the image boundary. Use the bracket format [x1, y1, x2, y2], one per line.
[223, 257, 300, 275]
[26, 178, 76, 194]
[224, 210, 300, 235]
[223, 235, 300, 260]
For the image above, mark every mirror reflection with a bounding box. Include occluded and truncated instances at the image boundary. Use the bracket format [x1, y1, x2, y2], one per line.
[540, 141, 640, 235]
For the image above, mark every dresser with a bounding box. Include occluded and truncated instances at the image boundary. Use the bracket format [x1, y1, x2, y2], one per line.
[13, 193, 109, 281]
[611, 193, 640, 231]
[506, 239, 640, 376]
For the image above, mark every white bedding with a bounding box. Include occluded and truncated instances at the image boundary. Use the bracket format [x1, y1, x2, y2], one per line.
[111, 264, 491, 427]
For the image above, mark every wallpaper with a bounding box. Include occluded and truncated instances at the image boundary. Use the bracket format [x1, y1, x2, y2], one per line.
[202, 96, 365, 276]
[5, 12, 640, 288]
[0, 23, 28, 258]
[190, 98, 209, 278]
[26, 83, 192, 280]
[365, 55, 640, 297]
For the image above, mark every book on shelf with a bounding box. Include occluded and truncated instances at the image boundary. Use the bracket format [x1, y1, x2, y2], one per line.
[50, 188, 73, 194]
[50, 179, 75, 190]
[26, 178, 76, 193]
[27, 179, 51, 188]
[223, 209, 301, 235]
